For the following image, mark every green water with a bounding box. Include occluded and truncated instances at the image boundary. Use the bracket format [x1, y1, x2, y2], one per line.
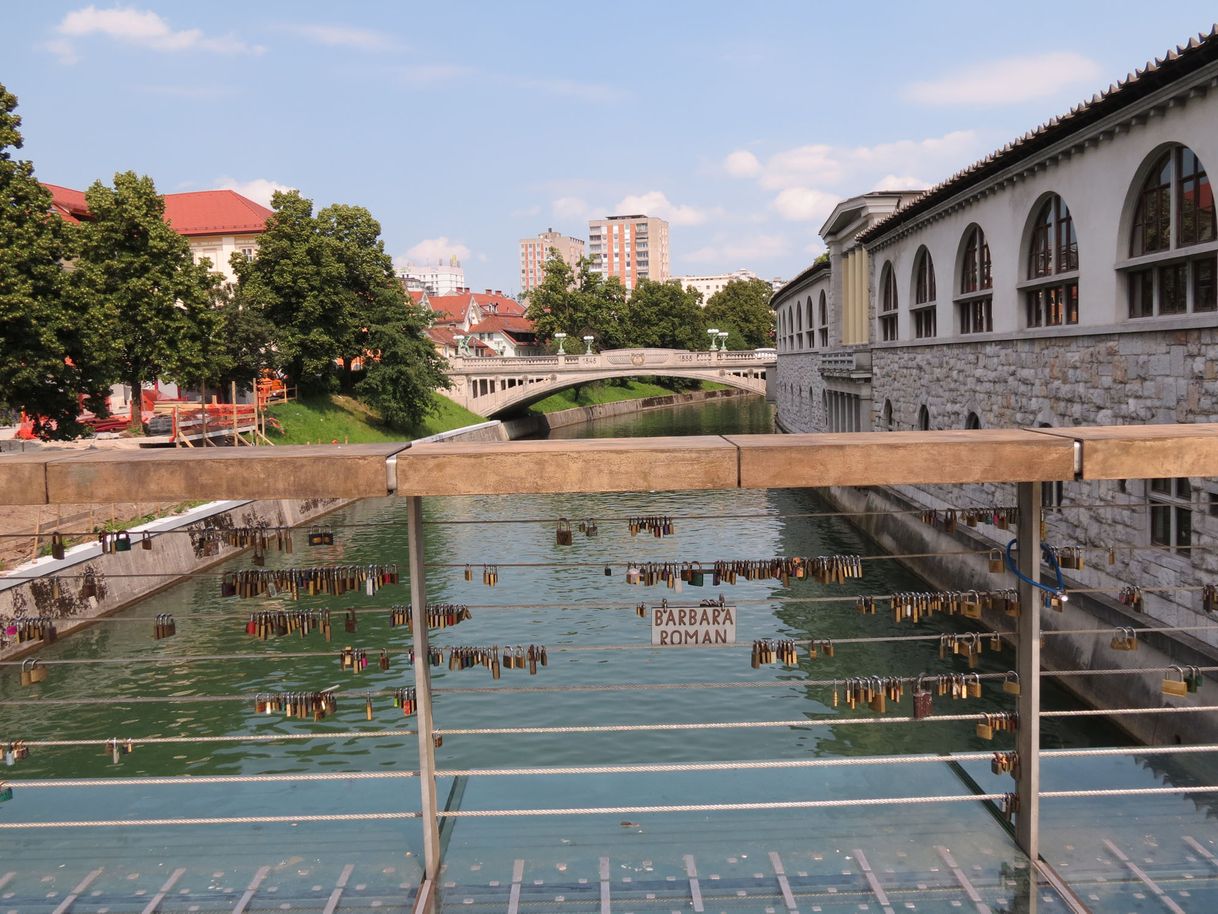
[2, 393, 1217, 912]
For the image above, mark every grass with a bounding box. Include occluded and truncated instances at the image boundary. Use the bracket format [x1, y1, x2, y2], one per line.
[267, 393, 484, 445]
[527, 379, 729, 414]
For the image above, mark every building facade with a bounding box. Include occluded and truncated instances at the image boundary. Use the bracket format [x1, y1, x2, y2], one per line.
[427, 290, 543, 358]
[674, 269, 760, 304]
[587, 214, 670, 291]
[520, 228, 585, 293]
[398, 259, 466, 295]
[772, 27, 1218, 633]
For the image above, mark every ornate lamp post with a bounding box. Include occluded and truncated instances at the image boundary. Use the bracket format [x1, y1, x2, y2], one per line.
[553, 332, 567, 355]
[582, 335, 595, 355]
[707, 328, 719, 351]
[453, 334, 467, 357]
[718, 331, 729, 351]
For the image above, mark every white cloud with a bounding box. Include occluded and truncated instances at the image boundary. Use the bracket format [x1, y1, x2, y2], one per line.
[398, 237, 472, 268]
[44, 38, 78, 64]
[285, 23, 400, 52]
[52, 5, 263, 60]
[904, 52, 1102, 106]
[686, 234, 790, 265]
[217, 177, 295, 207]
[771, 187, 841, 223]
[872, 174, 928, 192]
[614, 191, 708, 226]
[552, 196, 592, 221]
[723, 150, 761, 178]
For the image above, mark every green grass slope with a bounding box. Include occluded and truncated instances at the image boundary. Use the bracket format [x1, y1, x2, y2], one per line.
[267, 393, 484, 444]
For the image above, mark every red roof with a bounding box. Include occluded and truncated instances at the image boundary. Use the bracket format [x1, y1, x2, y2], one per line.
[468, 314, 536, 336]
[162, 190, 273, 236]
[470, 292, 525, 315]
[40, 183, 272, 237]
[425, 326, 495, 353]
[43, 183, 90, 223]
[427, 293, 473, 324]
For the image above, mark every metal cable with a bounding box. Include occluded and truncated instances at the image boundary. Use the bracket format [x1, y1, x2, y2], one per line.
[7, 771, 417, 787]
[434, 713, 994, 735]
[435, 753, 996, 777]
[1042, 786, 1218, 799]
[10, 730, 417, 748]
[1042, 705, 1218, 718]
[435, 794, 1010, 817]
[1042, 744, 1218, 759]
[0, 812, 421, 829]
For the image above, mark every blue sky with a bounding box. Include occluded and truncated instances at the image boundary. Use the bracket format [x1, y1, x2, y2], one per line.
[6, 2, 1217, 294]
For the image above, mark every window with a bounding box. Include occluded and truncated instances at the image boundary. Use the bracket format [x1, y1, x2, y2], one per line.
[957, 226, 993, 335]
[879, 264, 898, 341]
[881, 399, 893, 430]
[917, 404, 930, 431]
[817, 292, 829, 347]
[1126, 146, 1218, 318]
[1149, 477, 1192, 552]
[912, 248, 937, 339]
[914, 308, 937, 339]
[1024, 196, 1080, 328]
[965, 412, 981, 430]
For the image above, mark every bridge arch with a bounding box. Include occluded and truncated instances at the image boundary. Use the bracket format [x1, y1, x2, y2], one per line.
[438, 348, 775, 418]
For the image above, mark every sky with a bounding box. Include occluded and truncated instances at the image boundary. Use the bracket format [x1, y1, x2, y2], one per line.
[5, 2, 1218, 295]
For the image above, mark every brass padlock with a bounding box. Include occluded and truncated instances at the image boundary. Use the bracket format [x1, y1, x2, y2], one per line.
[556, 518, 573, 547]
[988, 549, 1004, 573]
[1002, 671, 1021, 696]
[966, 673, 983, 699]
[912, 676, 933, 719]
[1162, 666, 1190, 697]
[976, 714, 994, 740]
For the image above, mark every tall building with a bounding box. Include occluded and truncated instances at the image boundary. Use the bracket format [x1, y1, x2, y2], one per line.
[587, 214, 669, 291]
[673, 269, 760, 304]
[398, 257, 466, 295]
[520, 228, 585, 292]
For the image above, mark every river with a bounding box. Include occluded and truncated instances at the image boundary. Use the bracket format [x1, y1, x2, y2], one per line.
[1, 393, 1214, 913]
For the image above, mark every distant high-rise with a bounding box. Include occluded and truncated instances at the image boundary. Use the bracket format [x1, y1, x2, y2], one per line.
[587, 214, 669, 292]
[398, 257, 466, 295]
[519, 228, 585, 292]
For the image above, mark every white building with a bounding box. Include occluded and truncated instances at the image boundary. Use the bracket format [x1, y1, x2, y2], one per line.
[673, 269, 761, 304]
[398, 258, 466, 295]
[587, 214, 670, 291]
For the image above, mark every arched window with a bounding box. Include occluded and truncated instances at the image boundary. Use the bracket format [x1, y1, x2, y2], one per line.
[913, 248, 937, 339]
[1025, 195, 1080, 328]
[881, 399, 893, 431]
[965, 411, 981, 430]
[1127, 145, 1216, 317]
[805, 297, 814, 341]
[957, 226, 993, 334]
[917, 404, 930, 431]
[817, 291, 828, 347]
[879, 263, 898, 342]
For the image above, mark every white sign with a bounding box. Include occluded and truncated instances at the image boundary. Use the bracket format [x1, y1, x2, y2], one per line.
[651, 603, 737, 646]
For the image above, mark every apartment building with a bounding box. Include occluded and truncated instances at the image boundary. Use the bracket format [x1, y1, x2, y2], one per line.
[520, 228, 585, 292]
[586, 214, 670, 291]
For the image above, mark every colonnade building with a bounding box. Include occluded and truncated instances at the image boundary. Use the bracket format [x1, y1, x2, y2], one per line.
[771, 26, 1218, 631]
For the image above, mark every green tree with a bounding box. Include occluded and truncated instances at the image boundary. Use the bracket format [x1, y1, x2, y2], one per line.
[621, 279, 707, 350]
[703, 278, 776, 348]
[356, 302, 450, 430]
[0, 84, 109, 438]
[71, 171, 219, 429]
[524, 251, 628, 350]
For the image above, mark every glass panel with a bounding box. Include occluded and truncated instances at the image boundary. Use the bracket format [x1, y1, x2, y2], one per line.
[1177, 505, 1192, 549]
[1026, 289, 1043, 328]
[1058, 200, 1078, 272]
[1179, 146, 1216, 246]
[1150, 503, 1172, 546]
[1129, 269, 1154, 318]
[1029, 201, 1053, 278]
[1150, 478, 1173, 495]
[1132, 152, 1172, 256]
[1160, 262, 1188, 314]
[1177, 478, 1192, 499]
[1195, 255, 1217, 312]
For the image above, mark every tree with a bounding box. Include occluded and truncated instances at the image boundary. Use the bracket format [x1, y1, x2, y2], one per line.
[231, 189, 447, 429]
[71, 171, 220, 429]
[703, 278, 776, 349]
[524, 251, 628, 350]
[622, 279, 706, 350]
[0, 84, 109, 438]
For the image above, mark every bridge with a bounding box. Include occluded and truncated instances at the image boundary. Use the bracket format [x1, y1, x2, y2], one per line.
[439, 347, 776, 416]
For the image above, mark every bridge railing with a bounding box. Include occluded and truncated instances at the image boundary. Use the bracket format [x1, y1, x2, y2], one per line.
[5, 424, 1218, 910]
[447, 348, 775, 373]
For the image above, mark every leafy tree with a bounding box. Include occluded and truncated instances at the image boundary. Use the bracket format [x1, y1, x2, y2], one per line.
[70, 171, 219, 429]
[703, 278, 776, 348]
[231, 189, 447, 429]
[0, 84, 109, 438]
[621, 279, 706, 350]
[187, 284, 278, 397]
[524, 251, 628, 350]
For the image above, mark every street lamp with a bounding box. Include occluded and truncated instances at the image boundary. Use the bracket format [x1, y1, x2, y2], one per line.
[582, 335, 595, 355]
[554, 332, 567, 355]
[453, 334, 466, 357]
[707, 328, 719, 351]
[718, 331, 729, 351]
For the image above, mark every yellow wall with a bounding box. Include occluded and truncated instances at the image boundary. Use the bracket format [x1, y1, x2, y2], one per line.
[840, 247, 869, 345]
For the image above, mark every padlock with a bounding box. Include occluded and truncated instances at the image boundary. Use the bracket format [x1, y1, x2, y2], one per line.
[141, 531, 153, 550]
[114, 532, 131, 553]
[988, 549, 1004, 573]
[912, 676, 933, 720]
[556, 518, 573, 546]
[29, 660, 47, 685]
[1162, 666, 1189, 697]
[962, 590, 982, 620]
[1002, 671, 1021, 696]
[966, 673, 983, 699]
[51, 533, 66, 561]
[976, 714, 994, 740]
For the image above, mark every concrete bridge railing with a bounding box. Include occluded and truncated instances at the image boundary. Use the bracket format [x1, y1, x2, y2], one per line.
[439, 348, 776, 416]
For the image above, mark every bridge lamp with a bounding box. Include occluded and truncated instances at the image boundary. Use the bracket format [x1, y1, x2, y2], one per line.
[582, 335, 595, 355]
[554, 332, 567, 355]
[707, 328, 719, 351]
[718, 331, 729, 350]
[453, 334, 465, 355]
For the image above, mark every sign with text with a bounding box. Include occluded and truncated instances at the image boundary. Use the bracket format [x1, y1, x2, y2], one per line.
[651, 602, 737, 646]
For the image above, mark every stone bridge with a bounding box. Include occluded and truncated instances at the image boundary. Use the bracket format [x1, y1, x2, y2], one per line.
[439, 348, 776, 416]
